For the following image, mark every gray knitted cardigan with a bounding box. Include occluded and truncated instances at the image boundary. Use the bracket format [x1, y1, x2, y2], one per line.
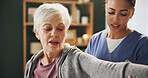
[24, 45, 148, 78]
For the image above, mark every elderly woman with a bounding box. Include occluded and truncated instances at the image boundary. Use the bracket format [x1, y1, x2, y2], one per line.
[24, 3, 148, 78]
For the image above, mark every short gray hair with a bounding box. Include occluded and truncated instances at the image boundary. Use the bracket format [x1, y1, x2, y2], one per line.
[33, 3, 71, 32]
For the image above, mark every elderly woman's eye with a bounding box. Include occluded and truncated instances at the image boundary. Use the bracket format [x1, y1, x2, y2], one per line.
[45, 28, 52, 31]
[108, 12, 115, 15]
[58, 28, 63, 31]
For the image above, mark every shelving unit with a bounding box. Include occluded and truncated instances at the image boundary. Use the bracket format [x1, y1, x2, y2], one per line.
[23, 0, 93, 73]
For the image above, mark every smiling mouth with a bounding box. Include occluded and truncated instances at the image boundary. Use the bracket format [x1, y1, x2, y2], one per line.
[110, 24, 120, 29]
[111, 24, 120, 27]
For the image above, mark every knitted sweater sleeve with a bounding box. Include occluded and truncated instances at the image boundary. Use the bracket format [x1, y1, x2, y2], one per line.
[78, 52, 148, 78]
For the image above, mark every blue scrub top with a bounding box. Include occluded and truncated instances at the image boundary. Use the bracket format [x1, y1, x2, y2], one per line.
[85, 30, 148, 65]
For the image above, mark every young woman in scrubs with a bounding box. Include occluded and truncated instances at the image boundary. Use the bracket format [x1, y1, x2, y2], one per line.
[86, 0, 148, 65]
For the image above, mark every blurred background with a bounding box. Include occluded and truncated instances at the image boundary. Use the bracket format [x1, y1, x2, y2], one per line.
[0, 0, 148, 78]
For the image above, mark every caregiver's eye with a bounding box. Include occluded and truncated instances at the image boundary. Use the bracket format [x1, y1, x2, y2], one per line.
[120, 13, 127, 16]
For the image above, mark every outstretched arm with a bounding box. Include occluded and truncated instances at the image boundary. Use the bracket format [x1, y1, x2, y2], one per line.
[78, 52, 148, 78]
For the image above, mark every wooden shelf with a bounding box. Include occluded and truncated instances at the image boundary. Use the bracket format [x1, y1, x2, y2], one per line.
[26, 0, 92, 5]
[25, 22, 90, 27]
[71, 23, 90, 26]
[25, 22, 33, 26]
[71, 43, 88, 47]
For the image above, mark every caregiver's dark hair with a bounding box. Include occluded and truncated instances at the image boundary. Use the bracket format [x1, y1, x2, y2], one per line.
[106, 0, 136, 8]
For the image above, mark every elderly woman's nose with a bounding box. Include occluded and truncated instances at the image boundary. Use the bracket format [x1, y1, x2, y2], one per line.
[51, 29, 57, 37]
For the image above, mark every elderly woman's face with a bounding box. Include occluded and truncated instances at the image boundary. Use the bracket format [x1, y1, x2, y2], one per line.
[106, 0, 134, 32]
[35, 15, 67, 53]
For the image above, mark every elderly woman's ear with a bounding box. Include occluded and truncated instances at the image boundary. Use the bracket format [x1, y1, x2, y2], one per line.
[35, 29, 40, 40]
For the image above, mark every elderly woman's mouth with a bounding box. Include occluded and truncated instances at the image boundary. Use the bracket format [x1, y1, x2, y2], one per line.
[49, 41, 59, 45]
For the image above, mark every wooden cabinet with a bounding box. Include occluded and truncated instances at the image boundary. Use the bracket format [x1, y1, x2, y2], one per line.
[23, 0, 93, 72]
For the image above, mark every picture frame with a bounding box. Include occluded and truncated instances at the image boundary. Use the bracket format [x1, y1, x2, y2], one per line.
[30, 42, 42, 54]
[65, 29, 77, 44]
[28, 7, 37, 22]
